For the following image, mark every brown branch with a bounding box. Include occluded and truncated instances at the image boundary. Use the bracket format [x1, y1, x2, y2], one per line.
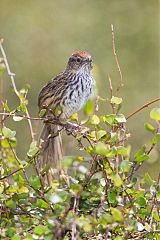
[0, 39, 35, 140]
[0, 168, 22, 180]
[111, 24, 123, 92]
[126, 97, 160, 120]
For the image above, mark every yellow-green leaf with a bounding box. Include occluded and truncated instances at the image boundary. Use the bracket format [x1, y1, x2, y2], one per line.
[2, 126, 16, 139]
[150, 108, 160, 120]
[83, 99, 94, 115]
[111, 96, 122, 105]
[90, 114, 100, 125]
[112, 174, 123, 187]
[110, 207, 123, 222]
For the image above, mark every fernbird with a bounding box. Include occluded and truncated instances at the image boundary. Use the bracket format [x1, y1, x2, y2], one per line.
[38, 51, 95, 185]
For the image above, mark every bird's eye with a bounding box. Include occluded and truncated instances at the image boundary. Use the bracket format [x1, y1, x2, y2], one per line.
[76, 57, 81, 63]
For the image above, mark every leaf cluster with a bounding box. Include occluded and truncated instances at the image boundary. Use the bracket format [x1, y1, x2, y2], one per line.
[0, 91, 160, 240]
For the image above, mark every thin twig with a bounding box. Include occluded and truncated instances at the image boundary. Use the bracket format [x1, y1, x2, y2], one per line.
[108, 74, 116, 114]
[0, 39, 19, 96]
[126, 97, 160, 120]
[0, 112, 42, 121]
[111, 24, 123, 92]
[149, 173, 160, 226]
[0, 39, 34, 140]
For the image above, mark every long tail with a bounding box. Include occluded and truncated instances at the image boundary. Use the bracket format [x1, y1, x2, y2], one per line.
[37, 123, 63, 186]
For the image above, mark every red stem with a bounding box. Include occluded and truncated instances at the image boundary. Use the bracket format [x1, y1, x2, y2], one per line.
[126, 98, 160, 120]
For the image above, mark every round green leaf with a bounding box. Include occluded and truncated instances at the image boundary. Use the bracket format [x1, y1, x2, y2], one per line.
[30, 175, 41, 189]
[6, 199, 16, 210]
[115, 114, 126, 123]
[150, 108, 160, 120]
[152, 133, 160, 144]
[90, 114, 100, 125]
[135, 196, 146, 207]
[110, 207, 123, 222]
[95, 142, 108, 155]
[27, 141, 39, 157]
[112, 174, 123, 187]
[111, 96, 122, 105]
[2, 126, 16, 139]
[120, 160, 131, 173]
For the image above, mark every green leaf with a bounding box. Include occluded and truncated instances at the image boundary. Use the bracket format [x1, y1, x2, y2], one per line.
[135, 154, 149, 163]
[13, 174, 25, 184]
[58, 190, 69, 201]
[108, 189, 117, 204]
[2, 101, 10, 112]
[152, 133, 160, 144]
[34, 225, 49, 235]
[105, 146, 117, 157]
[135, 147, 149, 163]
[23, 83, 30, 91]
[30, 175, 41, 189]
[144, 122, 155, 132]
[115, 114, 126, 123]
[39, 108, 47, 117]
[97, 130, 107, 140]
[135, 196, 146, 207]
[112, 174, 123, 187]
[35, 199, 49, 209]
[89, 114, 100, 125]
[6, 199, 16, 210]
[71, 113, 78, 121]
[134, 146, 146, 158]
[11, 235, 21, 240]
[27, 141, 39, 157]
[18, 193, 28, 199]
[145, 173, 154, 185]
[83, 99, 94, 115]
[110, 207, 123, 222]
[13, 115, 23, 121]
[110, 132, 118, 143]
[102, 114, 115, 126]
[2, 126, 16, 139]
[6, 227, 15, 237]
[20, 102, 27, 112]
[95, 142, 108, 155]
[150, 108, 160, 120]
[120, 160, 131, 173]
[111, 96, 122, 105]
[99, 213, 113, 226]
[117, 146, 128, 156]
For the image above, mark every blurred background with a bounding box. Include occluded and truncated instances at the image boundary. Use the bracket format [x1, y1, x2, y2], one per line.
[0, 0, 159, 177]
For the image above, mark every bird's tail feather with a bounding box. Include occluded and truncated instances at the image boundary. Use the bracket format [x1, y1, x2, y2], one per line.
[37, 123, 63, 186]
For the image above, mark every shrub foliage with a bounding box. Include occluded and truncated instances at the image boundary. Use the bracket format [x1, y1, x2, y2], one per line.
[0, 43, 160, 240]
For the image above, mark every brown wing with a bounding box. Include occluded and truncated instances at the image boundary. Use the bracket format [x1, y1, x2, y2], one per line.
[38, 72, 66, 111]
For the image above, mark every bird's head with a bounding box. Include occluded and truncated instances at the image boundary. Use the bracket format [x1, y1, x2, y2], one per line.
[66, 51, 93, 73]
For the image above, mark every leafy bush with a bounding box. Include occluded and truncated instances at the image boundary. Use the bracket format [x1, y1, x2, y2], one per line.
[0, 41, 160, 240]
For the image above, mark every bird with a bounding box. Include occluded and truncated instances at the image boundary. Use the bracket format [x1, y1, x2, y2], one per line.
[37, 50, 95, 185]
